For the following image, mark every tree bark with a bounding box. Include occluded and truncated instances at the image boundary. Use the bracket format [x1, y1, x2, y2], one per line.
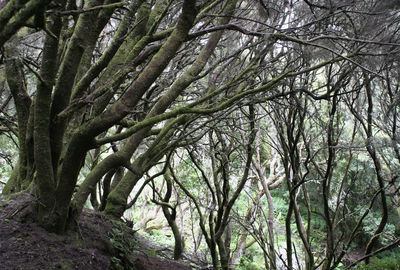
[4, 40, 32, 190]
[33, 2, 65, 230]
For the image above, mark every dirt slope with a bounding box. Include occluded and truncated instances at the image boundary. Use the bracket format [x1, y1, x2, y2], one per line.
[0, 193, 191, 270]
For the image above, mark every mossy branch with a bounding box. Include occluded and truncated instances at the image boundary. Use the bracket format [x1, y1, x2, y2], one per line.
[51, 2, 128, 16]
[0, 0, 53, 46]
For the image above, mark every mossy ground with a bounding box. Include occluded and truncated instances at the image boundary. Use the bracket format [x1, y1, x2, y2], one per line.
[0, 193, 191, 270]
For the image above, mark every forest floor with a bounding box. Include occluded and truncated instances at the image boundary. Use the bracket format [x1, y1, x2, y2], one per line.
[0, 192, 193, 270]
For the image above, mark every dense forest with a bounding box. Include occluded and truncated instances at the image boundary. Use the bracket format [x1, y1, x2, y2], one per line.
[1, 0, 400, 269]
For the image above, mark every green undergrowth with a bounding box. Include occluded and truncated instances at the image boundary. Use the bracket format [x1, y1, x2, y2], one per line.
[108, 220, 137, 270]
[351, 250, 400, 270]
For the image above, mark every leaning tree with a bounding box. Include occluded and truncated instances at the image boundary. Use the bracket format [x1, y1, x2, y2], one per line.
[1, 1, 399, 254]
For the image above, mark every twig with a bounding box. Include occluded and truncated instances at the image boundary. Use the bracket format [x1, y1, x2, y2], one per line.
[9, 204, 29, 218]
[22, 58, 47, 85]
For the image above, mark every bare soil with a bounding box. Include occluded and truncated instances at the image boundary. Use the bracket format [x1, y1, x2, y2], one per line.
[0, 193, 192, 270]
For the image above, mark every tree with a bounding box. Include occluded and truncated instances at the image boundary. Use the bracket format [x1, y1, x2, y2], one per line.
[168, 105, 256, 269]
[1, 0, 400, 268]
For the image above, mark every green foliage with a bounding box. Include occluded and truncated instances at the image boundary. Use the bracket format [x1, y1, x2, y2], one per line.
[353, 250, 400, 270]
[110, 257, 124, 270]
[238, 255, 264, 270]
[0, 134, 17, 184]
[271, 193, 289, 219]
[59, 260, 74, 269]
[147, 226, 174, 247]
[333, 262, 344, 270]
[237, 245, 265, 270]
[108, 221, 136, 270]
[146, 249, 157, 256]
